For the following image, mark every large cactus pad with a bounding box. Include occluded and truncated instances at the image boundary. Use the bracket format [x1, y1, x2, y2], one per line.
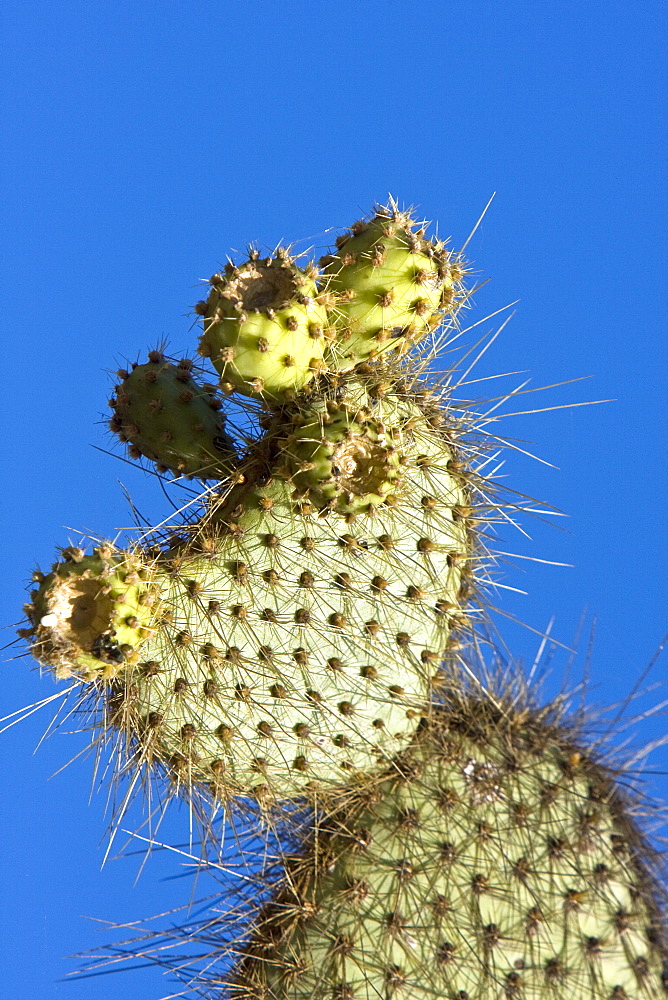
[27, 377, 474, 801]
[111, 376, 473, 801]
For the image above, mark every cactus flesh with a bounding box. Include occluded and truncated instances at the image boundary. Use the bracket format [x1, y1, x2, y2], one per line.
[29, 545, 160, 681]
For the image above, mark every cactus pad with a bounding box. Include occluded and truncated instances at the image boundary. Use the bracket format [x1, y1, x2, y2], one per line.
[113, 431, 471, 798]
[26, 370, 474, 802]
[109, 354, 236, 478]
[274, 375, 467, 516]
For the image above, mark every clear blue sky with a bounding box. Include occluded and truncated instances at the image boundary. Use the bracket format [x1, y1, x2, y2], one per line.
[1, 2, 666, 996]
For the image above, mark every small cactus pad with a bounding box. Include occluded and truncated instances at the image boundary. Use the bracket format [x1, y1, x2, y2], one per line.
[321, 203, 465, 369]
[109, 354, 236, 479]
[111, 438, 471, 799]
[196, 251, 328, 400]
[231, 698, 668, 999]
[27, 546, 160, 681]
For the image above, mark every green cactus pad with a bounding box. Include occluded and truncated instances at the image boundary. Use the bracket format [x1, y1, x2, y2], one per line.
[109, 354, 236, 479]
[321, 204, 465, 370]
[196, 251, 329, 400]
[26, 377, 473, 802]
[111, 418, 471, 799]
[27, 546, 160, 681]
[231, 697, 668, 999]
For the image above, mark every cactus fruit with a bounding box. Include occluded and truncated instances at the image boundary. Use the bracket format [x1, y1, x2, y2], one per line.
[320, 203, 465, 370]
[27, 545, 160, 681]
[230, 694, 667, 999]
[274, 377, 412, 514]
[109, 353, 237, 478]
[196, 250, 329, 400]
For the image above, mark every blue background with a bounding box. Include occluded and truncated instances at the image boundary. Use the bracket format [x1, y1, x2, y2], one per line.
[1, 2, 666, 996]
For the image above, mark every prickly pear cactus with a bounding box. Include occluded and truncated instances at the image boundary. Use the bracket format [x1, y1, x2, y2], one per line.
[19, 200, 664, 1000]
[196, 250, 329, 400]
[27, 371, 474, 801]
[321, 202, 465, 370]
[230, 695, 668, 999]
[109, 352, 236, 479]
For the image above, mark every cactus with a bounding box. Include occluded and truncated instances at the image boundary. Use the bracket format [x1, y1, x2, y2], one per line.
[15, 200, 665, 999]
[109, 352, 236, 479]
[196, 249, 329, 400]
[229, 692, 667, 999]
[26, 370, 475, 801]
[320, 202, 465, 370]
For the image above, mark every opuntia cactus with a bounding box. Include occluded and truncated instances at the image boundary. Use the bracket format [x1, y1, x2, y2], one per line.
[16, 200, 664, 1000]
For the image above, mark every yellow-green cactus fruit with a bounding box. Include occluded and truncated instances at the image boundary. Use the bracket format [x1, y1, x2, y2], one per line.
[25, 545, 160, 681]
[109, 353, 236, 479]
[230, 697, 668, 1000]
[275, 379, 402, 514]
[320, 203, 465, 370]
[196, 249, 329, 401]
